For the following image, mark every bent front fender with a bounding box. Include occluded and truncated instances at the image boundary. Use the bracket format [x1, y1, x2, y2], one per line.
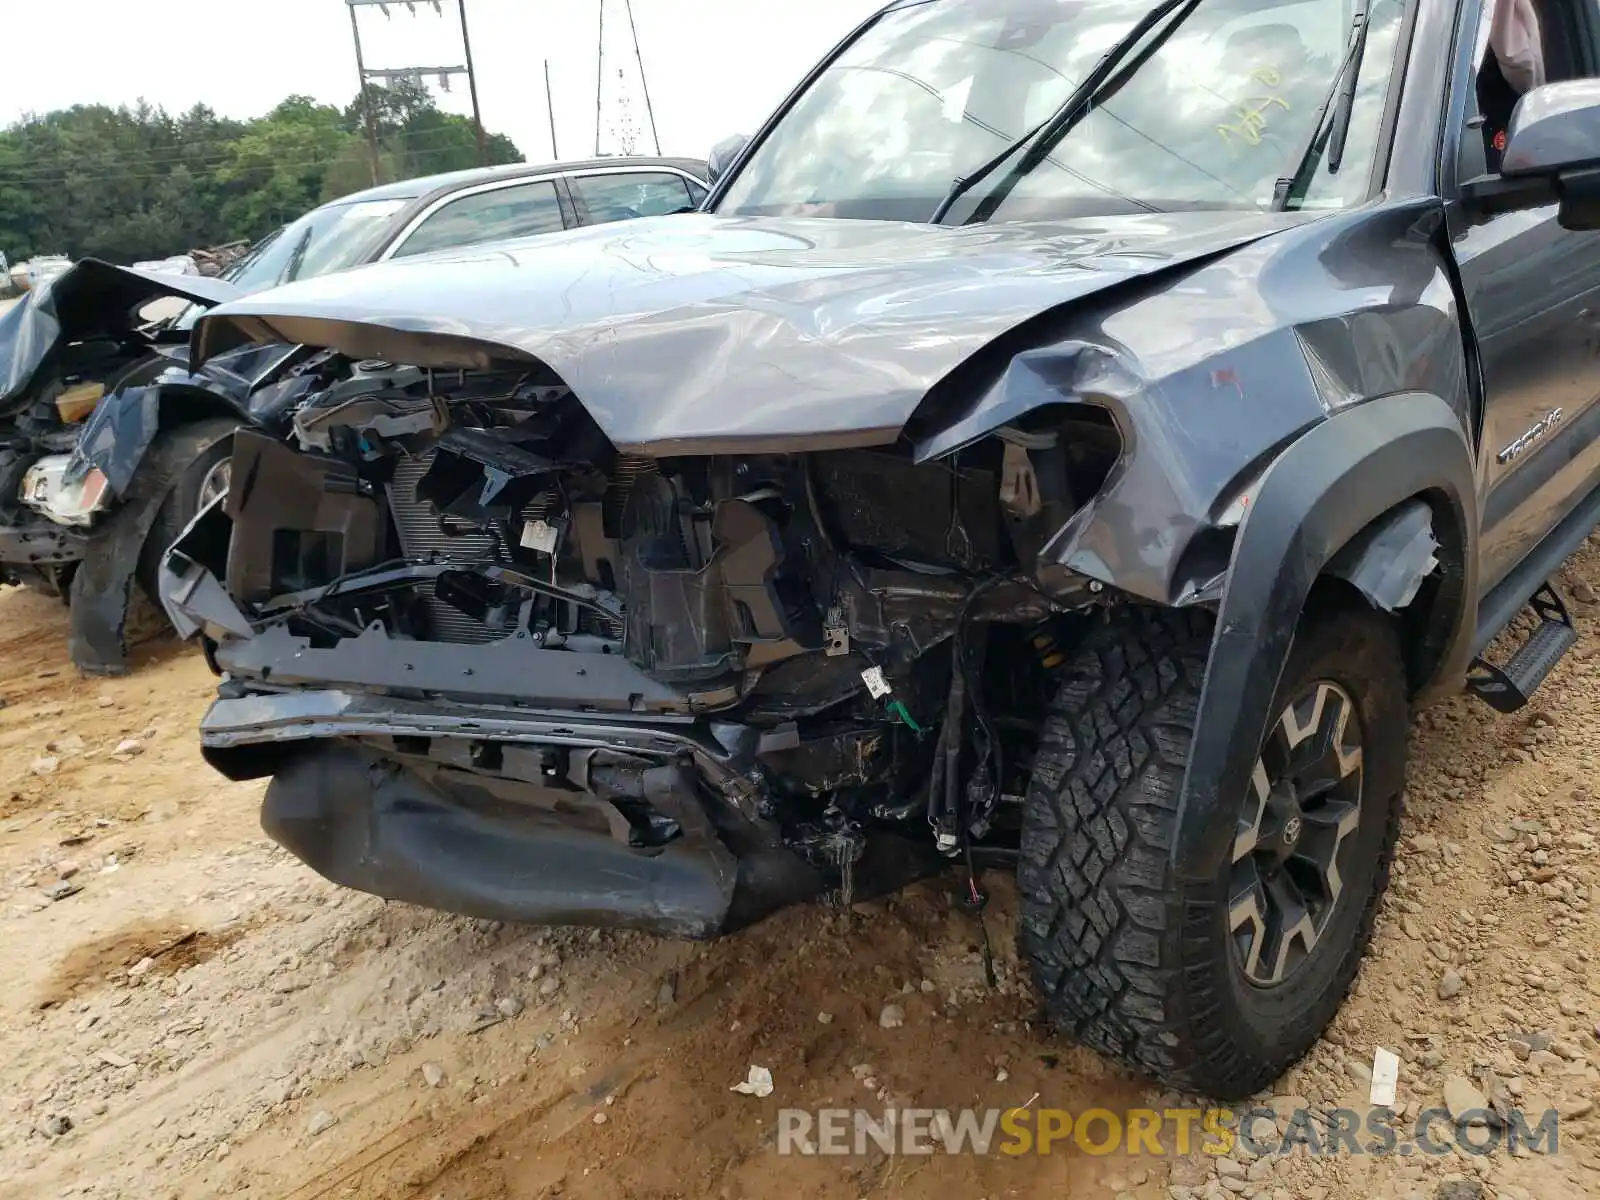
[72, 380, 252, 496]
[1171, 391, 1477, 881]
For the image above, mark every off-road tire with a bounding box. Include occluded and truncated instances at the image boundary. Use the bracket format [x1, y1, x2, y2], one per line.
[135, 417, 239, 600]
[1017, 604, 1406, 1098]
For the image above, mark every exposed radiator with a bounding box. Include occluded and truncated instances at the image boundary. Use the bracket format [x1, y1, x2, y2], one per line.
[386, 450, 505, 644]
[386, 448, 638, 646]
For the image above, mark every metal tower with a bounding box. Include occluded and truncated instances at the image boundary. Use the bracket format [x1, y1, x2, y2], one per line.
[594, 0, 661, 157]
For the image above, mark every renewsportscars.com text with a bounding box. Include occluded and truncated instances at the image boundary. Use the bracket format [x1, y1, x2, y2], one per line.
[776, 1105, 1562, 1158]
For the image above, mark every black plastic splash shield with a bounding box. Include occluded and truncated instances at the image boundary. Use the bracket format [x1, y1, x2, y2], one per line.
[265, 744, 767, 938]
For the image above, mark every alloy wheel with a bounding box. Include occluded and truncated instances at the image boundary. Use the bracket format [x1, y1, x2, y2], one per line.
[1228, 680, 1365, 988]
[196, 456, 232, 510]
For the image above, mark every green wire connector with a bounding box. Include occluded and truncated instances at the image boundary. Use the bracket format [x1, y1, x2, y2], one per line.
[887, 699, 924, 736]
[862, 666, 925, 737]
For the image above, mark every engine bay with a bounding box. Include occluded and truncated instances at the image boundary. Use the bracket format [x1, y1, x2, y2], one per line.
[177, 355, 1124, 897]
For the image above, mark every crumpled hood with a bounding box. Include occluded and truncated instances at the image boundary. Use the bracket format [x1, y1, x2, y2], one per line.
[193, 211, 1293, 455]
[0, 258, 241, 410]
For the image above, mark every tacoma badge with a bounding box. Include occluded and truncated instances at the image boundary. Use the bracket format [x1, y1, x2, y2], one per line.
[1497, 409, 1564, 465]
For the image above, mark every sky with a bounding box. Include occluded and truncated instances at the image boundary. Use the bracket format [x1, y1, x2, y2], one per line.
[2, 0, 885, 163]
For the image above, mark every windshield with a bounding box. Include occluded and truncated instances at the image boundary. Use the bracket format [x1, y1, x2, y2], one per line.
[169, 197, 412, 333]
[230, 198, 411, 290]
[221, 227, 286, 286]
[717, 0, 1405, 223]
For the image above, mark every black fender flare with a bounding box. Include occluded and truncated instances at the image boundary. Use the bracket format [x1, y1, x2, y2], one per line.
[1170, 391, 1478, 880]
[75, 381, 248, 496]
[68, 417, 239, 676]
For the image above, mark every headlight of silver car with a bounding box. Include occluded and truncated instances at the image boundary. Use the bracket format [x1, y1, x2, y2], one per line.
[20, 454, 112, 528]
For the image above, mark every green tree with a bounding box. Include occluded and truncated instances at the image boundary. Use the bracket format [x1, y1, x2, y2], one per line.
[341, 78, 523, 187]
[215, 96, 357, 233]
[0, 85, 524, 263]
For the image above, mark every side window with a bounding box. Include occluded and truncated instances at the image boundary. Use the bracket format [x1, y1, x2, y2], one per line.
[1471, 0, 1593, 174]
[573, 172, 695, 226]
[687, 179, 709, 206]
[391, 180, 566, 259]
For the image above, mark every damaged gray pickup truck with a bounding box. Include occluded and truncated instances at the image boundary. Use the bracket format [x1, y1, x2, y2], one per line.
[162, 0, 1600, 1096]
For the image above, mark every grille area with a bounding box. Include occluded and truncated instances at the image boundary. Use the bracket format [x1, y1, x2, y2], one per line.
[386, 448, 647, 646]
[387, 450, 504, 644]
[606, 453, 657, 529]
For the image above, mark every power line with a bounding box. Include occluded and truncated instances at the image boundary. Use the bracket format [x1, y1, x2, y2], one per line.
[3, 148, 486, 191]
[1, 121, 493, 172]
[1, 106, 370, 171]
[0, 140, 506, 190]
[2, 139, 235, 173]
[0, 126, 505, 186]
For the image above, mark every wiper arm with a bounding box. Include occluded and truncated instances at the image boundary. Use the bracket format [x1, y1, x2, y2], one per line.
[1270, 0, 1373, 211]
[928, 115, 1054, 225]
[930, 0, 1205, 225]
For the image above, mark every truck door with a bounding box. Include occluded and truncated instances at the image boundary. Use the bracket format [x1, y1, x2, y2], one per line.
[1446, 0, 1600, 592]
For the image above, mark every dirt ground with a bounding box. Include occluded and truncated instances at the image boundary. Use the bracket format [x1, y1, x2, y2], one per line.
[1, 543, 1598, 1200]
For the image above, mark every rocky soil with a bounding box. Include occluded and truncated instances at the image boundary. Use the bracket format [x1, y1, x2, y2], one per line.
[0, 537, 1598, 1199]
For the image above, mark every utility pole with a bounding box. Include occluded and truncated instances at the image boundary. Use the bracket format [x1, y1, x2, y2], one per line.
[345, 0, 489, 175]
[594, 0, 606, 156]
[347, 3, 382, 184]
[545, 60, 560, 159]
[457, 0, 488, 167]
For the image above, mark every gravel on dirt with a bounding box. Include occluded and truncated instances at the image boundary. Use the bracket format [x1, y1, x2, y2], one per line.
[1, 539, 1599, 1198]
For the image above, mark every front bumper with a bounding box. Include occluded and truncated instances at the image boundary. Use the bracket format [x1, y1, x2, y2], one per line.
[203, 689, 827, 939]
[0, 512, 88, 568]
[264, 743, 749, 938]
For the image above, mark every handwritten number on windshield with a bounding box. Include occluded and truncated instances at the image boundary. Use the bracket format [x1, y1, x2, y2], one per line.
[1216, 66, 1291, 148]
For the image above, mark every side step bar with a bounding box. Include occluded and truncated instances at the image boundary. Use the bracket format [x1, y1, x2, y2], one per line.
[1466, 581, 1578, 712]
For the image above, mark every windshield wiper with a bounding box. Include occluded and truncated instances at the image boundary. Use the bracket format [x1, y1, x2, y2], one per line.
[929, 0, 1205, 225]
[1270, 0, 1373, 211]
[282, 226, 315, 286]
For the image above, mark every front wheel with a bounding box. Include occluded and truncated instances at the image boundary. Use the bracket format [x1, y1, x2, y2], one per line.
[1017, 604, 1406, 1098]
[135, 418, 239, 603]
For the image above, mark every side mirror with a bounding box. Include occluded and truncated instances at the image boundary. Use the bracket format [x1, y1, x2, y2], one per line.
[707, 134, 750, 184]
[1502, 79, 1600, 177]
[1464, 79, 1600, 229]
